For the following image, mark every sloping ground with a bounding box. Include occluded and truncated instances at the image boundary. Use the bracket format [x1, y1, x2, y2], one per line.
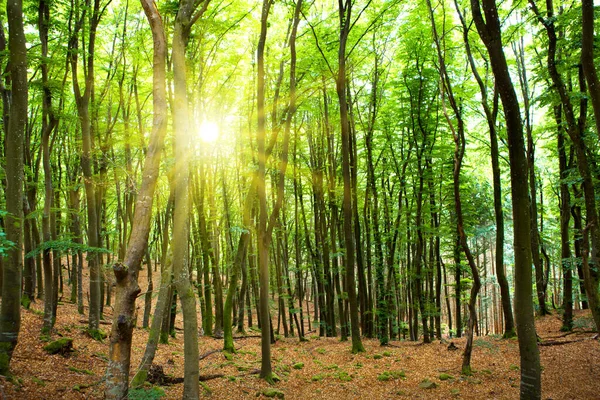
[1, 301, 598, 399]
[1, 265, 598, 400]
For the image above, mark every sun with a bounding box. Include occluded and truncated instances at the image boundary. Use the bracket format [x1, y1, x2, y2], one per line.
[198, 121, 219, 143]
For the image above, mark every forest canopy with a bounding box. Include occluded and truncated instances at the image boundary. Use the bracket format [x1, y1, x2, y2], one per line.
[0, 0, 599, 399]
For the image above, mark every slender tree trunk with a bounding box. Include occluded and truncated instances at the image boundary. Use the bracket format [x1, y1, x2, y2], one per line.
[556, 106, 572, 331]
[581, 0, 600, 141]
[104, 0, 167, 396]
[471, 1, 541, 397]
[337, 0, 365, 354]
[257, 0, 275, 382]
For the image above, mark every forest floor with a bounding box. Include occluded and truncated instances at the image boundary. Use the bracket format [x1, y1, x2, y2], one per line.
[1, 267, 599, 399]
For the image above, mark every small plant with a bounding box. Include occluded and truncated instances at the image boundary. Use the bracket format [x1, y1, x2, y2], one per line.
[200, 381, 212, 395]
[373, 354, 383, 360]
[127, 386, 166, 400]
[382, 351, 392, 357]
[509, 364, 519, 371]
[311, 373, 326, 382]
[335, 371, 353, 382]
[292, 362, 304, 369]
[439, 373, 453, 381]
[377, 370, 405, 381]
[87, 328, 107, 342]
[68, 366, 94, 375]
[316, 348, 326, 354]
[261, 388, 284, 399]
[31, 377, 45, 386]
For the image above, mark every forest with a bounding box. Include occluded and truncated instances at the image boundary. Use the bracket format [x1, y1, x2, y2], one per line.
[0, 0, 599, 398]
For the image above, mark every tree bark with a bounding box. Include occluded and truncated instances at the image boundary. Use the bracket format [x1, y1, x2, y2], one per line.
[337, 0, 365, 354]
[471, 0, 541, 397]
[104, 0, 168, 397]
[0, 0, 27, 373]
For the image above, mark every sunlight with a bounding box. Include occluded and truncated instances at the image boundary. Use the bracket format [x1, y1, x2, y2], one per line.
[198, 120, 219, 143]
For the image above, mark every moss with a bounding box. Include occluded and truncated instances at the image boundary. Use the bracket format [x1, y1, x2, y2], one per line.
[292, 362, 304, 370]
[43, 338, 73, 355]
[382, 351, 392, 357]
[159, 332, 169, 344]
[21, 295, 31, 309]
[378, 370, 405, 381]
[200, 381, 212, 395]
[419, 379, 437, 389]
[31, 377, 46, 386]
[223, 352, 234, 361]
[87, 328, 107, 342]
[69, 366, 94, 375]
[503, 328, 517, 339]
[335, 371, 352, 382]
[439, 373, 453, 381]
[262, 372, 280, 385]
[0, 342, 12, 376]
[461, 365, 472, 376]
[373, 354, 383, 360]
[127, 386, 166, 399]
[261, 388, 284, 398]
[311, 373, 326, 382]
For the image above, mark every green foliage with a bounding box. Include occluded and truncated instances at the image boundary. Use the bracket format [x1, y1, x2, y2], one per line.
[261, 388, 284, 399]
[127, 386, 166, 400]
[292, 362, 304, 369]
[377, 370, 405, 381]
[335, 371, 353, 382]
[199, 381, 212, 395]
[311, 373, 325, 382]
[26, 240, 112, 259]
[87, 329, 107, 342]
[439, 373, 453, 380]
[68, 366, 94, 375]
[573, 315, 596, 331]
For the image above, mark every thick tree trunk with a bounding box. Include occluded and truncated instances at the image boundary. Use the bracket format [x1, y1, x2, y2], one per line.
[0, 0, 26, 373]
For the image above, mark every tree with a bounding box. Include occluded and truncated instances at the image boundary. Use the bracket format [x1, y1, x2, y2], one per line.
[104, 0, 168, 396]
[0, 0, 27, 374]
[470, 0, 541, 398]
[337, 0, 365, 354]
[171, 0, 211, 396]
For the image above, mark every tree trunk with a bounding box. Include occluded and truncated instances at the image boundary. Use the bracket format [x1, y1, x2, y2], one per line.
[471, 0, 541, 397]
[104, 0, 167, 397]
[0, 0, 26, 373]
[337, 0, 365, 354]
